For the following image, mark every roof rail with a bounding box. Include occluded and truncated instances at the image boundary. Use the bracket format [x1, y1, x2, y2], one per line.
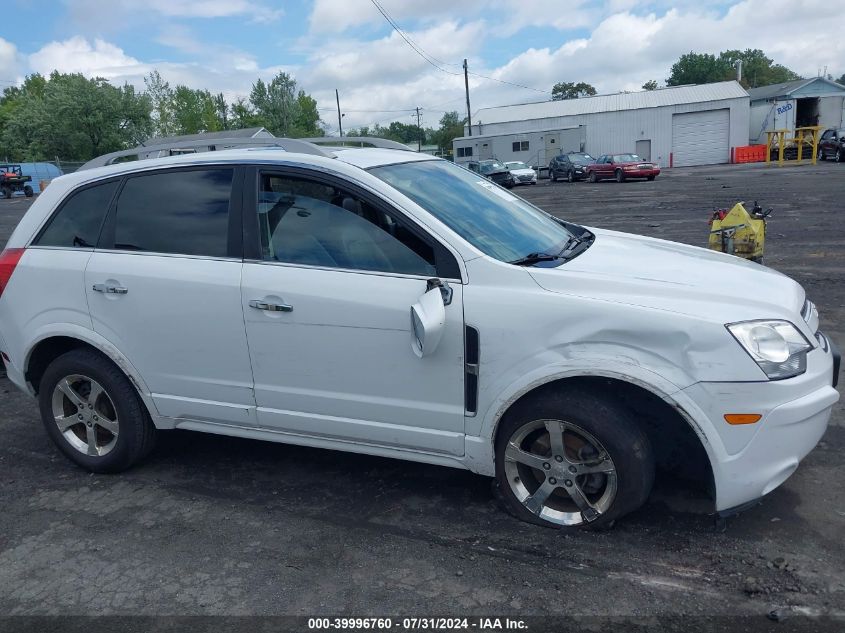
[301, 136, 414, 151]
[77, 137, 336, 171]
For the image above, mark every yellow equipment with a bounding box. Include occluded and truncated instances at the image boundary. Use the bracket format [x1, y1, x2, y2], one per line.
[708, 201, 771, 263]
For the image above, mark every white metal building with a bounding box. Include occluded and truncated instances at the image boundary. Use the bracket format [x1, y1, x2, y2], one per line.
[453, 81, 750, 169]
[747, 78, 845, 144]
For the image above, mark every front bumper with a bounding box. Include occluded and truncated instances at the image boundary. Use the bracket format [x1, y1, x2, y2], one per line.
[681, 341, 839, 512]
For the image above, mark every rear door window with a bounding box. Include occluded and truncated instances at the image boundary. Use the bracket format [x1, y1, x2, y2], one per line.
[34, 180, 119, 248]
[109, 168, 234, 257]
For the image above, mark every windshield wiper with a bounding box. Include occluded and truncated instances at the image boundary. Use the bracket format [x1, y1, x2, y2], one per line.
[509, 252, 562, 266]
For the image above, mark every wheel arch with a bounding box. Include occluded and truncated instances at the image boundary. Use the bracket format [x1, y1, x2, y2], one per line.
[23, 328, 163, 426]
[488, 372, 717, 506]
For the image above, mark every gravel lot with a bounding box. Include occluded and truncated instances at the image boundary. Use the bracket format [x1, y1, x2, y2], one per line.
[0, 162, 842, 625]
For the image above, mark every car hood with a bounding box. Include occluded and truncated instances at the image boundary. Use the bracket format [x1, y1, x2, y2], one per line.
[528, 227, 805, 323]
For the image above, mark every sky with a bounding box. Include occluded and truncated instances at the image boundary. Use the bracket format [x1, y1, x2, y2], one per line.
[1, 0, 843, 132]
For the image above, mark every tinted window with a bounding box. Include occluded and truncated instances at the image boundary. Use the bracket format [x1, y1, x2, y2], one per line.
[256, 174, 436, 276]
[35, 180, 118, 248]
[112, 169, 233, 257]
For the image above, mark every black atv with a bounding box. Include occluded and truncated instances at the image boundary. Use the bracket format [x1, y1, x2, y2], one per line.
[1, 165, 34, 199]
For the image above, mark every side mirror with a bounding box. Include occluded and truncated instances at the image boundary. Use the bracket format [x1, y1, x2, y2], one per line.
[410, 279, 450, 358]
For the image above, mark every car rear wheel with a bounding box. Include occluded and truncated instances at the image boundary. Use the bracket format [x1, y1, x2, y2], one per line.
[1, 186, 11, 199]
[23, 185, 34, 197]
[837, 149, 842, 163]
[494, 387, 654, 529]
[39, 349, 156, 473]
[549, 170, 556, 183]
[647, 175, 656, 181]
[588, 172, 598, 183]
[615, 169, 625, 183]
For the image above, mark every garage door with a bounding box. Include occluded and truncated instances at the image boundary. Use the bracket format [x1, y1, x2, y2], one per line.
[671, 109, 730, 167]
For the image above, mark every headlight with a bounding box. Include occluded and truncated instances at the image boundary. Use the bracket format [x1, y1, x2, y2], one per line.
[726, 320, 812, 380]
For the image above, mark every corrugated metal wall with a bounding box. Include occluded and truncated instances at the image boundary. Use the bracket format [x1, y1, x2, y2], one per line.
[456, 97, 749, 168]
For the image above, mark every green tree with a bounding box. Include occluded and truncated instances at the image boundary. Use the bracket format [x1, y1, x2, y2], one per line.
[430, 111, 466, 153]
[667, 49, 800, 88]
[834, 73, 844, 85]
[143, 70, 177, 138]
[2, 72, 151, 160]
[249, 72, 303, 136]
[642, 80, 659, 91]
[229, 97, 261, 130]
[292, 90, 321, 137]
[172, 86, 220, 135]
[551, 81, 597, 100]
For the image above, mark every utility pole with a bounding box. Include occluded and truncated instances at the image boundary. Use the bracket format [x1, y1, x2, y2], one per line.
[414, 107, 422, 152]
[463, 58, 472, 137]
[335, 89, 343, 137]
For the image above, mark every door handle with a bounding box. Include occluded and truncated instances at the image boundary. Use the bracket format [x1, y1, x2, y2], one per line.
[92, 283, 128, 295]
[249, 299, 293, 313]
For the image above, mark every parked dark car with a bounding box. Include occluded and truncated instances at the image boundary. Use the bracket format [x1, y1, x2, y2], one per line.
[549, 152, 595, 182]
[817, 128, 844, 162]
[585, 154, 660, 183]
[470, 159, 515, 188]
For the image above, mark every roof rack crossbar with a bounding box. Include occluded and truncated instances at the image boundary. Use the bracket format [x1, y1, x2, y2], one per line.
[77, 137, 336, 171]
[301, 136, 414, 151]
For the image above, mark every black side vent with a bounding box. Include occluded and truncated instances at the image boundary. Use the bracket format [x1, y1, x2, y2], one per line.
[465, 325, 480, 415]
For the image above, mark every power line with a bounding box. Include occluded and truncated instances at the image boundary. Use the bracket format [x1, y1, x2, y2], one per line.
[367, 0, 550, 96]
[369, 0, 461, 76]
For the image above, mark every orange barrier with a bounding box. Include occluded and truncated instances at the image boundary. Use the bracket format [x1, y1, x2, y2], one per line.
[732, 145, 767, 164]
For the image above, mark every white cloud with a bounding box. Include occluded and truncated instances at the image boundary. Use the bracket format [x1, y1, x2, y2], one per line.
[0, 37, 21, 83]
[28, 37, 148, 81]
[63, 0, 282, 30]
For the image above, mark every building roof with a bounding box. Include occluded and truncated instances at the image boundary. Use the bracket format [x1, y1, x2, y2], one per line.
[143, 127, 270, 147]
[747, 77, 845, 102]
[473, 81, 748, 126]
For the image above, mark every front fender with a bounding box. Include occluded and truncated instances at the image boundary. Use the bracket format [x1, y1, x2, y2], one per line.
[463, 358, 726, 482]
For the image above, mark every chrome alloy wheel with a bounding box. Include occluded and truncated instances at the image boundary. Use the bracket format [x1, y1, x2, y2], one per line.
[504, 419, 617, 526]
[51, 374, 119, 457]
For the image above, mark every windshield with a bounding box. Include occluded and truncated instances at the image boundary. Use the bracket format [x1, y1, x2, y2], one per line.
[613, 154, 640, 163]
[479, 160, 505, 174]
[370, 160, 573, 263]
[505, 161, 528, 170]
[568, 153, 593, 164]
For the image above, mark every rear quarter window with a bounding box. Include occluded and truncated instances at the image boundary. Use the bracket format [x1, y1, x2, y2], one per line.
[33, 180, 119, 248]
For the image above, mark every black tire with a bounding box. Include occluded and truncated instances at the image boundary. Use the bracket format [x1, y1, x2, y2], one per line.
[549, 170, 557, 183]
[647, 175, 656, 181]
[837, 149, 842, 163]
[615, 169, 625, 183]
[588, 171, 598, 183]
[567, 170, 575, 183]
[494, 386, 654, 530]
[38, 348, 156, 473]
[817, 147, 825, 161]
[1, 186, 11, 199]
[23, 185, 33, 197]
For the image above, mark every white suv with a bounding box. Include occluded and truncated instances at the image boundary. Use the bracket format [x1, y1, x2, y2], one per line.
[0, 145, 839, 529]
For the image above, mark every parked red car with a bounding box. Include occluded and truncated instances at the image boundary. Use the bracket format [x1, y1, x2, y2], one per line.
[585, 153, 660, 182]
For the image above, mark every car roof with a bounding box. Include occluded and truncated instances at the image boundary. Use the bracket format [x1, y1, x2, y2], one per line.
[56, 147, 437, 191]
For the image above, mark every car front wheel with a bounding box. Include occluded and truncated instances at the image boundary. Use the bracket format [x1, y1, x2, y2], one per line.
[495, 386, 654, 529]
[567, 170, 575, 183]
[39, 348, 156, 473]
[837, 149, 842, 163]
[615, 169, 625, 183]
[588, 172, 598, 183]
